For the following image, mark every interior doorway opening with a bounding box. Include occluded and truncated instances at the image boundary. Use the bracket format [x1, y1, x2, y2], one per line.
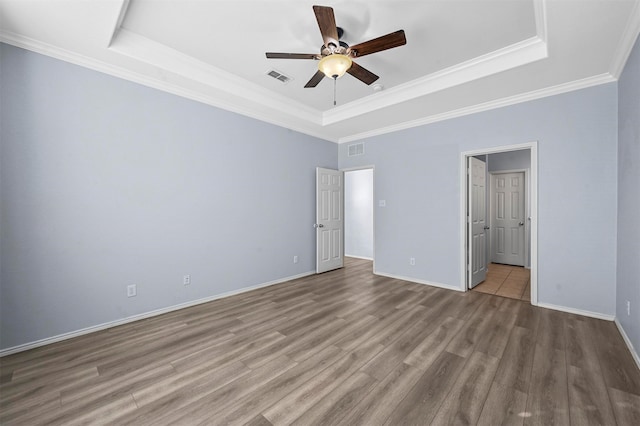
[460, 143, 538, 305]
[343, 167, 375, 270]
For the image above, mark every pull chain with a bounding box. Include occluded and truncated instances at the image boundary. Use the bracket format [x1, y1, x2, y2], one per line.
[333, 76, 337, 106]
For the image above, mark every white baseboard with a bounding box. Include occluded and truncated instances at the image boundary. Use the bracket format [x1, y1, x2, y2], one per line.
[615, 318, 640, 372]
[374, 271, 463, 292]
[0, 270, 315, 357]
[536, 302, 615, 321]
[345, 255, 374, 261]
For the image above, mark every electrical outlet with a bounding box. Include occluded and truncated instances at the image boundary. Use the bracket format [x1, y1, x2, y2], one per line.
[127, 284, 137, 298]
[183, 275, 191, 286]
[627, 300, 631, 316]
[293, 255, 299, 264]
[409, 257, 415, 266]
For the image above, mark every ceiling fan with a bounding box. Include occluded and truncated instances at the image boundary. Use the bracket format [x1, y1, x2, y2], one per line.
[266, 5, 406, 88]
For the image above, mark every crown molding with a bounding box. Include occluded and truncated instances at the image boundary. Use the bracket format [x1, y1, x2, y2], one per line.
[323, 0, 549, 126]
[323, 36, 548, 126]
[107, 0, 130, 47]
[610, 0, 640, 78]
[105, 0, 317, 126]
[0, 29, 615, 146]
[533, 0, 548, 43]
[106, 0, 548, 129]
[109, 29, 322, 125]
[338, 73, 616, 143]
[108, 28, 548, 129]
[0, 31, 336, 143]
[2, 0, 630, 146]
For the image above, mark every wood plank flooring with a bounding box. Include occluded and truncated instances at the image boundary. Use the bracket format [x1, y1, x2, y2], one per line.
[1, 257, 639, 425]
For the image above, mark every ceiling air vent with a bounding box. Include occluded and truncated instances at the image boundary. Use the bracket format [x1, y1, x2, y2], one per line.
[266, 69, 292, 84]
[348, 143, 365, 157]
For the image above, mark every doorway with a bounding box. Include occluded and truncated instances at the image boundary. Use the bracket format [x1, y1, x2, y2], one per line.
[344, 167, 374, 268]
[460, 143, 538, 305]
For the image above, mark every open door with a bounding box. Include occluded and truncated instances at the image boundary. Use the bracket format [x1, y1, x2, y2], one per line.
[468, 157, 488, 288]
[315, 167, 344, 273]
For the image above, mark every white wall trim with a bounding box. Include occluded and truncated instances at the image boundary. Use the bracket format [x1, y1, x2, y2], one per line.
[610, 0, 640, 78]
[537, 302, 615, 321]
[0, 271, 314, 357]
[1, 29, 619, 146]
[533, 0, 548, 43]
[615, 318, 640, 372]
[338, 73, 616, 143]
[107, 0, 130, 47]
[460, 142, 538, 306]
[324, 36, 548, 125]
[109, 29, 322, 124]
[374, 271, 463, 292]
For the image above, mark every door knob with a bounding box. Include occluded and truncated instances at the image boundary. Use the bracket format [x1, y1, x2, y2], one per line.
[483, 226, 490, 230]
[313, 224, 324, 228]
[518, 221, 524, 226]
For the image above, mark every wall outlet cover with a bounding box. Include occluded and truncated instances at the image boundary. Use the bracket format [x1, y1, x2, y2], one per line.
[127, 284, 137, 297]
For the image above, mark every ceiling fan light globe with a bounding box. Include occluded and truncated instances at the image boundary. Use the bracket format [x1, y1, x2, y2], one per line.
[318, 54, 352, 79]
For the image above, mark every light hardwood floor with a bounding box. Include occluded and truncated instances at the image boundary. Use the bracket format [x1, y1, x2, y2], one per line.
[1, 257, 639, 425]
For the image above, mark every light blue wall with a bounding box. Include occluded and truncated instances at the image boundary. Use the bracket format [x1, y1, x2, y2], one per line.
[0, 40, 630, 351]
[0, 44, 337, 350]
[345, 169, 374, 259]
[339, 83, 618, 316]
[617, 35, 640, 357]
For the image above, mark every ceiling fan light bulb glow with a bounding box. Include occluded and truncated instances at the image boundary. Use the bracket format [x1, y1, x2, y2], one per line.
[318, 54, 352, 79]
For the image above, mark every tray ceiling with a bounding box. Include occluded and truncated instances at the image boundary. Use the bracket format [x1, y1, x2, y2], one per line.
[1, 0, 639, 142]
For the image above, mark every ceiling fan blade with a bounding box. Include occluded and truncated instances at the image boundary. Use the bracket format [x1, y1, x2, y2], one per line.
[347, 62, 379, 85]
[313, 5, 339, 49]
[348, 30, 406, 58]
[304, 70, 325, 88]
[266, 53, 320, 60]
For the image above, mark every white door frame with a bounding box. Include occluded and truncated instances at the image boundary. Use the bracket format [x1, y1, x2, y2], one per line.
[341, 165, 375, 272]
[459, 142, 538, 305]
[489, 169, 529, 268]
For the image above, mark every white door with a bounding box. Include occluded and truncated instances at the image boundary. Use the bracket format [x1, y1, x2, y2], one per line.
[491, 172, 525, 266]
[468, 157, 488, 288]
[316, 168, 344, 273]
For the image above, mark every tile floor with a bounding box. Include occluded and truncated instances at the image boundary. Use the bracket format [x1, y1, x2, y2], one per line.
[472, 263, 531, 301]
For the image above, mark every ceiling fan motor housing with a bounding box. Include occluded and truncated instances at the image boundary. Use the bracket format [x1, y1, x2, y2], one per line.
[321, 41, 350, 56]
[321, 27, 349, 55]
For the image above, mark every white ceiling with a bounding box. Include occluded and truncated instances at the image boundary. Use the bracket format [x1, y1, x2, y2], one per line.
[1, 0, 639, 143]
